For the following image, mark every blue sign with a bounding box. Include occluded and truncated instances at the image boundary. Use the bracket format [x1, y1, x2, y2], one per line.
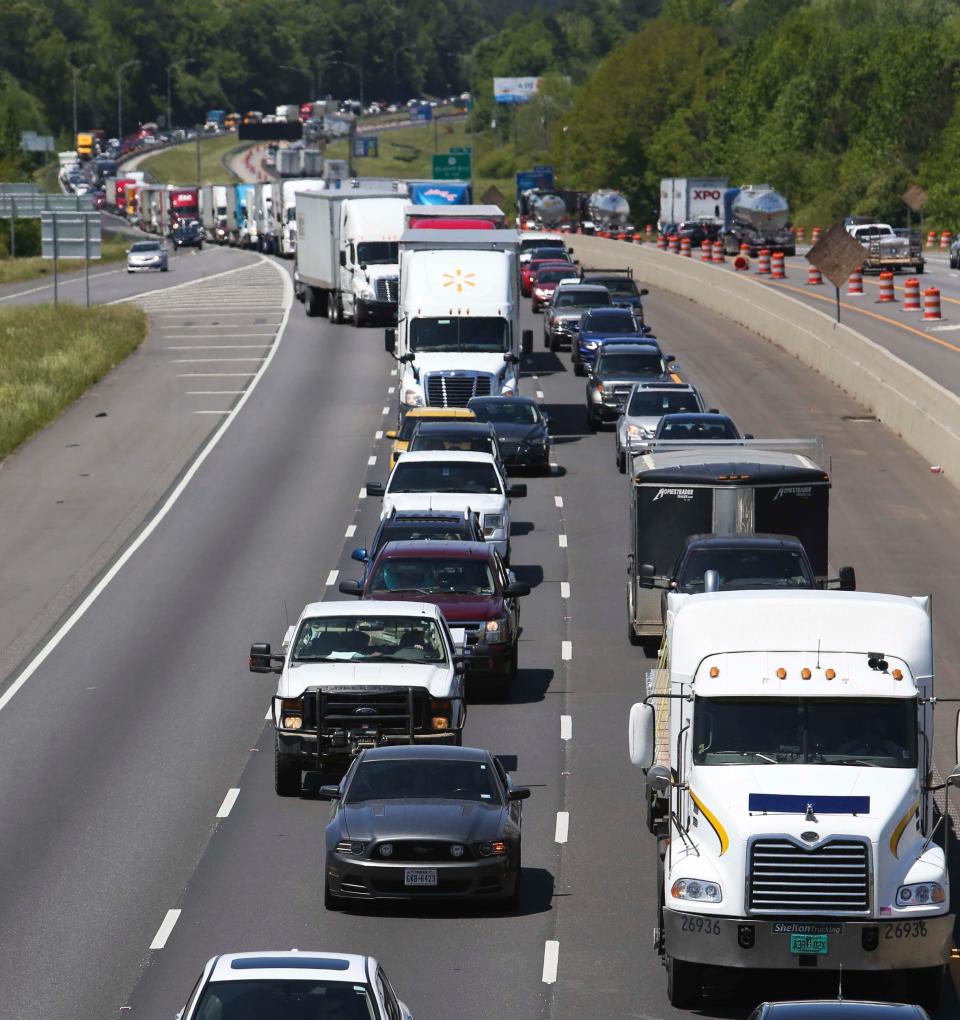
[408, 182, 471, 205]
[515, 169, 554, 197]
[352, 137, 378, 158]
[410, 104, 433, 122]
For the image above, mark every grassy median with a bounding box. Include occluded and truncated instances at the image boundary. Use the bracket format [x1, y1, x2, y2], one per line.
[0, 238, 131, 287]
[0, 303, 148, 458]
[139, 134, 249, 185]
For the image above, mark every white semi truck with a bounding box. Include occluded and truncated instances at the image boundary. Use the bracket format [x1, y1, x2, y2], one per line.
[274, 177, 326, 257]
[200, 184, 229, 243]
[295, 190, 406, 325]
[385, 229, 532, 417]
[628, 589, 953, 1009]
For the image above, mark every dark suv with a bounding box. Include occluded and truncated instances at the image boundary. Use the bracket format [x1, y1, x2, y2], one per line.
[543, 284, 611, 351]
[340, 540, 530, 697]
[585, 343, 677, 430]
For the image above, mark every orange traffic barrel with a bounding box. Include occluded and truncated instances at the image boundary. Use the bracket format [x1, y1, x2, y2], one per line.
[902, 277, 921, 311]
[680, 236, 691, 257]
[806, 264, 823, 285]
[924, 287, 942, 320]
[847, 267, 864, 295]
[877, 271, 896, 303]
[711, 240, 724, 264]
[757, 249, 771, 274]
[770, 251, 786, 278]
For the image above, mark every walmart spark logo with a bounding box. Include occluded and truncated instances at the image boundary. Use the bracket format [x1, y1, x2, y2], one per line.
[441, 269, 476, 293]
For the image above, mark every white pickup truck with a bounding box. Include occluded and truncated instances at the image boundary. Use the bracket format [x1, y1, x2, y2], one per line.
[367, 450, 526, 561]
[846, 222, 924, 274]
[250, 600, 466, 796]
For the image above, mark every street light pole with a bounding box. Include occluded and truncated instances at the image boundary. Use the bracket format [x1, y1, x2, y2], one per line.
[71, 66, 84, 144]
[280, 64, 316, 100]
[117, 60, 139, 140]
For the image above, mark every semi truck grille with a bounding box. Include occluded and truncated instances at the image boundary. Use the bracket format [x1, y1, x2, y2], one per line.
[748, 838, 870, 915]
[425, 373, 493, 407]
[375, 277, 398, 303]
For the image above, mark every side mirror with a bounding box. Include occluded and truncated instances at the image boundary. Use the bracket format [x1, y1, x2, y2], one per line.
[399, 351, 416, 363]
[504, 581, 531, 597]
[385, 429, 397, 440]
[665, 354, 676, 363]
[509, 786, 532, 801]
[503, 353, 520, 365]
[359, 261, 367, 271]
[839, 565, 856, 591]
[628, 702, 655, 768]
[339, 250, 347, 267]
[566, 246, 574, 253]
[521, 328, 533, 357]
[350, 547, 368, 563]
[366, 482, 385, 497]
[249, 642, 278, 673]
[646, 763, 671, 795]
[640, 288, 649, 296]
[743, 433, 754, 440]
[709, 408, 720, 414]
[508, 483, 527, 498]
[384, 327, 396, 353]
[638, 563, 656, 589]
[317, 784, 341, 800]
[338, 579, 363, 596]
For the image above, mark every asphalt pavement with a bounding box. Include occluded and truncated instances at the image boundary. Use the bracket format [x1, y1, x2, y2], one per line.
[2, 250, 960, 1020]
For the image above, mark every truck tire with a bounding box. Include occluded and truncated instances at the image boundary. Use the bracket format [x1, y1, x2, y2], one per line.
[915, 264, 925, 275]
[304, 286, 323, 318]
[330, 293, 343, 324]
[274, 754, 301, 797]
[626, 581, 644, 647]
[666, 956, 702, 1008]
[617, 448, 626, 474]
[353, 302, 365, 328]
[904, 966, 943, 1009]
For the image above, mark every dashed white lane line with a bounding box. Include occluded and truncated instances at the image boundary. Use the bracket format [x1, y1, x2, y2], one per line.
[359, 487, 367, 499]
[382, 406, 390, 415]
[560, 581, 570, 599]
[536, 390, 545, 399]
[390, 368, 398, 376]
[560, 714, 572, 740]
[326, 570, 339, 586]
[388, 386, 396, 394]
[368, 455, 377, 466]
[216, 788, 241, 819]
[149, 909, 182, 950]
[555, 811, 570, 844]
[542, 941, 560, 984]
[561, 640, 572, 661]
[375, 430, 383, 440]
[558, 534, 568, 548]
[555, 496, 563, 508]
[345, 524, 357, 538]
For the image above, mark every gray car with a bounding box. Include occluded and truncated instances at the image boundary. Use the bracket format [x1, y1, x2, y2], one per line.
[321, 744, 529, 908]
[615, 382, 706, 473]
[126, 239, 168, 273]
[543, 284, 611, 352]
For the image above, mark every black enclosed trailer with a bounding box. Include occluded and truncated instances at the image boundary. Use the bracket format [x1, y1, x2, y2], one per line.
[626, 442, 831, 651]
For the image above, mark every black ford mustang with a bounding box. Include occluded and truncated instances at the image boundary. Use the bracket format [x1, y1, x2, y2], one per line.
[321, 745, 529, 908]
[467, 396, 551, 475]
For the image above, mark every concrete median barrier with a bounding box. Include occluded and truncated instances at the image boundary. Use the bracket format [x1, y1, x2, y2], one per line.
[570, 236, 960, 484]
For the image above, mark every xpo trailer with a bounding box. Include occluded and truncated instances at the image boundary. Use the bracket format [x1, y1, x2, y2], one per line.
[628, 589, 953, 1010]
[659, 177, 727, 230]
[626, 442, 832, 652]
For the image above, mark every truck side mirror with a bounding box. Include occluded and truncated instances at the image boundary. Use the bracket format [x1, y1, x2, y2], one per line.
[384, 327, 396, 353]
[339, 250, 347, 267]
[955, 711, 960, 772]
[638, 563, 656, 589]
[249, 642, 277, 673]
[522, 328, 533, 357]
[366, 482, 385, 497]
[338, 579, 363, 596]
[640, 288, 649, 296]
[646, 764, 671, 795]
[839, 565, 856, 591]
[317, 784, 341, 800]
[628, 702, 655, 768]
[350, 547, 368, 563]
[504, 581, 531, 597]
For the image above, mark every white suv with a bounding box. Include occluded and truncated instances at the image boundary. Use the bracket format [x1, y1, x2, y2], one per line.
[177, 951, 413, 1020]
[367, 450, 525, 560]
[250, 600, 466, 796]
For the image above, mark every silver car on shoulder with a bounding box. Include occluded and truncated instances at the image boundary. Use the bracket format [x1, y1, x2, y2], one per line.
[614, 382, 706, 473]
[126, 239, 168, 273]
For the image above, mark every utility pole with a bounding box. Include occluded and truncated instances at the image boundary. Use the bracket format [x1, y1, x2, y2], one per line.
[117, 60, 139, 140]
[71, 66, 85, 144]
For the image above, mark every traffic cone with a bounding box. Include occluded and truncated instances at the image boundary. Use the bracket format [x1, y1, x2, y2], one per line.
[680, 236, 691, 257]
[711, 240, 724, 264]
[700, 239, 712, 262]
[645, 224, 653, 239]
[927, 231, 937, 250]
[739, 242, 750, 257]
[632, 233, 642, 244]
[806, 264, 823, 285]
[757, 249, 771, 274]
[796, 226, 805, 245]
[657, 234, 667, 250]
[940, 231, 952, 252]
[877, 271, 896, 303]
[733, 255, 749, 271]
[923, 288, 942, 320]
[902, 277, 921, 311]
[847, 267, 864, 295]
[668, 235, 680, 254]
[771, 251, 786, 278]
[811, 226, 821, 244]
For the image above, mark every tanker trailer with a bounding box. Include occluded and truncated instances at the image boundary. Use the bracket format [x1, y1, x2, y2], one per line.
[585, 190, 632, 234]
[530, 191, 568, 229]
[721, 184, 795, 256]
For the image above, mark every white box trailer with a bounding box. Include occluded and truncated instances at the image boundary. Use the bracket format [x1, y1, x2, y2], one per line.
[200, 184, 229, 243]
[403, 204, 506, 230]
[658, 177, 727, 229]
[274, 178, 326, 257]
[295, 190, 405, 324]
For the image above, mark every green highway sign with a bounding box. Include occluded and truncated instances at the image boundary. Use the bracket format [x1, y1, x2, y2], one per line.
[431, 152, 471, 180]
[448, 146, 472, 155]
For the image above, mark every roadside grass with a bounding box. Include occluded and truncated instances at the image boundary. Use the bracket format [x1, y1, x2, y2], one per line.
[0, 238, 129, 286]
[138, 134, 248, 185]
[0, 303, 147, 459]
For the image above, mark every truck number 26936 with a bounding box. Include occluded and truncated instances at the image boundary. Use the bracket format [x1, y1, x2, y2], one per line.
[681, 916, 720, 935]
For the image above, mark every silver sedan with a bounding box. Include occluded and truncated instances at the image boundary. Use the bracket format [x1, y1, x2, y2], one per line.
[126, 240, 168, 273]
[614, 382, 706, 473]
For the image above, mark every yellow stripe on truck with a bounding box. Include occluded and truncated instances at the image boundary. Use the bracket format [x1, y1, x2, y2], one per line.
[690, 789, 729, 857]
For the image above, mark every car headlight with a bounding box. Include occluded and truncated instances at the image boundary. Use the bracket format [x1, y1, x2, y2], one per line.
[482, 513, 504, 537]
[360, 286, 375, 299]
[896, 882, 945, 907]
[477, 841, 508, 857]
[335, 839, 368, 854]
[403, 389, 423, 407]
[582, 340, 598, 349]
[671, 878, 722, 903]
[430, 698, 451, 730]
[484, 618, 508, 644]
[589, 386, 604, 402]
[627, 423, 652, 438]
[279, 697, 304, 730]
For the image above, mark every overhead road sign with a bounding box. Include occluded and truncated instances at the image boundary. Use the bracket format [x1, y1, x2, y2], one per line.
[431, 152, 471, 181]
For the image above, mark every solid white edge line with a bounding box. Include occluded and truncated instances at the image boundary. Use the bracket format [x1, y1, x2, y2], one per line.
[149, 908, 182, 950]
[542, 941, 560, 984]
[560, 581, 570, 599]
[558, 534, 568, 548]
[560, 714, 572, 740]
[555, 811, 569, 844]
[325, 569, 339, 586]
[0, 256, 293, 717]
[216, 788, 241, 819]
[345, 525, 357, 538]
[561, 640, 572, 661]
[554, 496, 563, 508]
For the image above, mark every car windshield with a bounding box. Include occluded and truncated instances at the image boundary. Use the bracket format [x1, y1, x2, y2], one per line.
[292, 615, 446, 663]
[679, 549, 814, 591]
[627, 391, 701, 416]
[554, 291, 610, 309]
[469, 401, 540, 425]
[693, 697, 917, 767]
[346, 758, 502, 803]
[587, 278, 639, 297]
[537, 268, 577, 284]
[368, 557, 496, 595]
[192, 979, 378, 1020]
[130, 242, 160, 252]
[409, 317, 509, 353]
[356, 241, 397, 265]
[596, 353, 664, 375]
[389, 461, 502, 495]
[521, 238, 563, 253]
[584, 311, 637, 332]
[659, 418, 737, 439]
[410, 433, 496, 457]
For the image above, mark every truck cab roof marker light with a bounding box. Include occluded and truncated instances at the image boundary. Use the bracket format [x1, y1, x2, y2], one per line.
[825, 668, 836, 680]
[801, 667, 812, 679]
[709, 666, 719, 678]
[776, 667, 787, 679]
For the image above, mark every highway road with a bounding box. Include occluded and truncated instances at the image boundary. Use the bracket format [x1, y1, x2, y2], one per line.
[2, 244, 960, 1020]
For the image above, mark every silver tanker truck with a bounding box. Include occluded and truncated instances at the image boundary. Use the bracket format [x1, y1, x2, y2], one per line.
[584, 189, 632, 235]
[721, 184, 795, 256]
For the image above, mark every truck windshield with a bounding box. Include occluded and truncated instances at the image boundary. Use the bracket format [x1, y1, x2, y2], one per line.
[693, 697, 917, 767]
[357, 241, 398, 265]
[292, 615, 446, 664]
[368, 557, 496, 595]
[679, 549, 814, 591]
[409, 317, 509, 353]
[389, 461, 502, 495]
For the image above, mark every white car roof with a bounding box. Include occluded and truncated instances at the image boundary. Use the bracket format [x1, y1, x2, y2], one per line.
[520, 231, 564, 242]
[207, 951, 372, 985]
[299, 599, 444, 621]
[391, 450, 498, 465]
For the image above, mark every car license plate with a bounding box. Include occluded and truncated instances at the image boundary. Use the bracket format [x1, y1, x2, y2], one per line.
[790, 934, 828, 955]
[404, 868, 437, 887]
